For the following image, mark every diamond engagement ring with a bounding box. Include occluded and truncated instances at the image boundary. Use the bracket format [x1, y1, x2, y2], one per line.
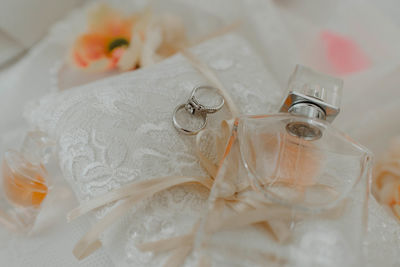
[173, 86, 224, 135]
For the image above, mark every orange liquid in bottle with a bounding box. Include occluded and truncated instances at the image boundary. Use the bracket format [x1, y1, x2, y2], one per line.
[2, 160, 48, 208]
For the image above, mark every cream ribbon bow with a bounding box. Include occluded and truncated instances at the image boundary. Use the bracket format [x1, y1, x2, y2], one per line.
[68, 43, 346, 267]
[67, 41, 240, 261]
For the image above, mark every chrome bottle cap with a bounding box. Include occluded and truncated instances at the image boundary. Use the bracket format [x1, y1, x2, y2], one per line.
[280, 65, 343, 140]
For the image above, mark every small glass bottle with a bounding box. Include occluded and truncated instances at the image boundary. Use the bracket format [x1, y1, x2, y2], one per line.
[0, 131, 54, 233]
[194, 65, 373, 266]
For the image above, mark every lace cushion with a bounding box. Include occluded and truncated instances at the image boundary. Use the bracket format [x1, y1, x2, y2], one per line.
[25, 34, 283, 265]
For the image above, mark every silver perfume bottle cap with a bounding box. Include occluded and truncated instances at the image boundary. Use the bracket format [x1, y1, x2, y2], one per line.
[280, 65, 343, 140]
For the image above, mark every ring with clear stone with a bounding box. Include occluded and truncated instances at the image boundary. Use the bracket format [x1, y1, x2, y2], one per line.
[185, 86, 225, 115]
[172, 86, 224, 135]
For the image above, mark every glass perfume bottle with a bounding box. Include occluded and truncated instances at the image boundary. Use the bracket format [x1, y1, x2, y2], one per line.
[194, 65, 373, 266]
[0, 131, 54, 233]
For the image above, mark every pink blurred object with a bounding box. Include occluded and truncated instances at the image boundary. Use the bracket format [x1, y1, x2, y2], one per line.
[321, 30, 370, 75]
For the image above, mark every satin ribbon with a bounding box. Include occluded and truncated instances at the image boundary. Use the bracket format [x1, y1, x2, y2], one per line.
[67, 24, 345, 267]
[69, 119, 234, 260]
[133, 119, 345, 266]
[134, 185, 346, 265]
[68, 35, 241, 261]
[71, 176, 213, 260]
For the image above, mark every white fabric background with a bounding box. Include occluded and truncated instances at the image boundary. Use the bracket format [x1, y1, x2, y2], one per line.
[0, 0, 84, 66]
[0, 0, 400, 266]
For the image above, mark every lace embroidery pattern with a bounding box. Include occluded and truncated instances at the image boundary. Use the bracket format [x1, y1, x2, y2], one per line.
[25, 34, 283, 265]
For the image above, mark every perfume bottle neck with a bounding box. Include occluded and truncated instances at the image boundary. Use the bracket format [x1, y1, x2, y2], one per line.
[288, 102, 326, 121]
[285, 102, 326, 141]
[279, 65, 343, 141]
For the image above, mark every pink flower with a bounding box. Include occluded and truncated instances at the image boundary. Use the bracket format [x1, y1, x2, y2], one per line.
[72, 4, 134, 71]
[70, 4, 186, 72]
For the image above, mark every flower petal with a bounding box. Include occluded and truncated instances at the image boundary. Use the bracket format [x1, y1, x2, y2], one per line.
[140, 24, 163, 67]
[72, 33, 108, 66]
[86, 57, 111, 72]
[109, 47, 126, 69]
[88, 3, 133, 39]
[117, 34, 142, 71]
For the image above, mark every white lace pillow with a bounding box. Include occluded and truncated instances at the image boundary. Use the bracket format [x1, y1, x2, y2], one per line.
[25, 34, 283, 266]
